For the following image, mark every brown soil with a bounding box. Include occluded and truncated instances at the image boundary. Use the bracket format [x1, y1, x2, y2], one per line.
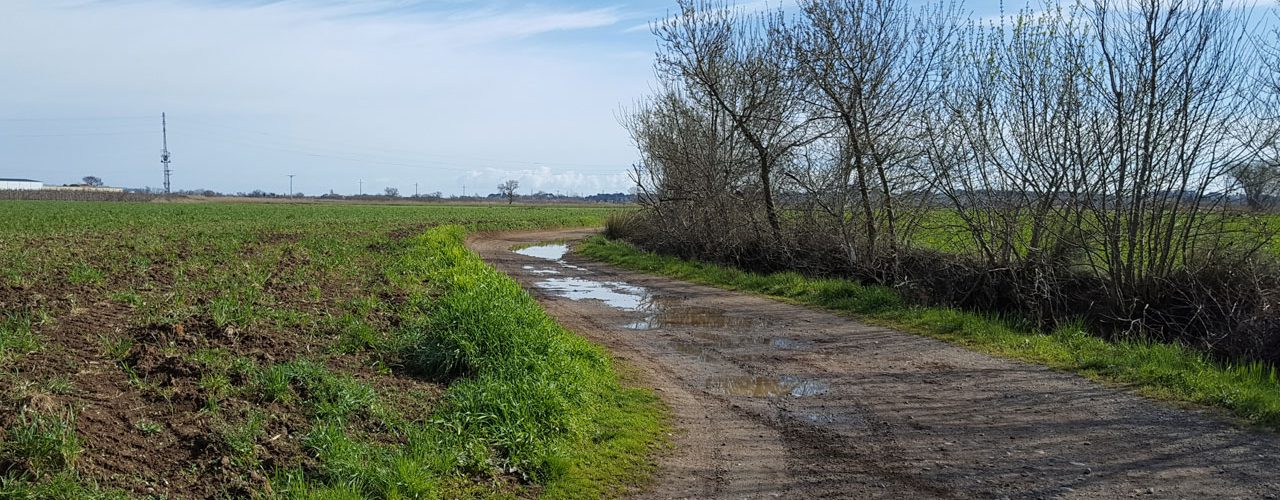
[470, 228, 1280, 499]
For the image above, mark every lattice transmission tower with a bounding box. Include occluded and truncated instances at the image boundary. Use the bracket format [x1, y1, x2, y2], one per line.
[161, 113, 172, 195]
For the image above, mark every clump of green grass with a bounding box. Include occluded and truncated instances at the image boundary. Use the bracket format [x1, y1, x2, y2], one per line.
[0, 406, 122, 499]
[218, 410, 267, 467]
[97, 334, 133, 362]
[67, 262, 105, 286]
[0, 409, 82, 479]
[581, 235, 1280, 428]
[329, 312, 383, 354]
[255, 364, 294, 404]
[271, 360, 381, 423]
[0, 312, 42, 364]
[198, 374, 233, 413]
[45, 377, 73, 396]
[209, 291, 265, 330]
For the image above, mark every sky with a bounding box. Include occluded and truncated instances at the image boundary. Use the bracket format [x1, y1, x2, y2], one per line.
[1, 0, 1016, 196]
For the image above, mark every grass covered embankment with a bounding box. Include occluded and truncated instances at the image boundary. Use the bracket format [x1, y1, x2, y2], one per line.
[277, 226, 664, 498]
[580, 236, 1280, 428]
[0, 201, 661, 498]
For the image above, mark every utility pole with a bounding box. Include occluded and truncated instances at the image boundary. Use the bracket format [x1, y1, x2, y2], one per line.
[359, 180, 363, 196]
[161, 113, 172, 195]
[414, 182, 419, 197]
[288, 174, 295, 197]
[462, 183, 466, 198]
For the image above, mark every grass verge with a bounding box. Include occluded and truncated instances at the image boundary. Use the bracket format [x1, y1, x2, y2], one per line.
[579, 236, 1280, 429]
[276, 226, 665, 498]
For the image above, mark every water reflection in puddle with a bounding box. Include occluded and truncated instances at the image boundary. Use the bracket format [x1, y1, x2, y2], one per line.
[536, 277, 649, 310]
[516, 244, 805, 355]
[518, 243, 654, 311]
[522, 264, 561, 275]
[706, 375, 829, 398]
[515, 244, 569, 261]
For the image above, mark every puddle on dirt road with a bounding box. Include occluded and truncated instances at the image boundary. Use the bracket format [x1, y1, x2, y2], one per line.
[515, 245, 803, 349]
[516, 243, 656, 311]
[521, 265, 561, 275]
[626, 304, 757, 330]
[706, 375, 829, 398]
[515, 244, 569, 261]
[535, 277, 650, 311]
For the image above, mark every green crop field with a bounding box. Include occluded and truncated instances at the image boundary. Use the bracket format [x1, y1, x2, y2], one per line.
[0, 201, 661, 498]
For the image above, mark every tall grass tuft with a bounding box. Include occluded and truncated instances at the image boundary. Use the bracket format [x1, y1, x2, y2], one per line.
[0, 409, 82, 479]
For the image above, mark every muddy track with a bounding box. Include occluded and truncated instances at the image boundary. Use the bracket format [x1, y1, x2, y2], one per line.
[469, 229, 1280, 499]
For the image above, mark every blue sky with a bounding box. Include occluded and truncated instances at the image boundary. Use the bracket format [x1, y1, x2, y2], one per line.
[0, 1, 1012, 195]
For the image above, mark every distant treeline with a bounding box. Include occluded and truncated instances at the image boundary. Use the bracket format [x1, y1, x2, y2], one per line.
[618, 0, 1280, 365]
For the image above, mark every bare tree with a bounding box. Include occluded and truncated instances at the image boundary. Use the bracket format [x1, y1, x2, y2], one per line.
[384, 187, 400, 197]
[654, 0, 815, 243]
[623, 87, 759, 258]
[1081, 0, 1260, 298]
[926, 4, 1098, 266]
[790, 0, 960, 276]
[82, 176, 103, 187]
[921, 0, 1269, 324]
[1231, 162, 1280, 211]
[497, 180, 519, 205]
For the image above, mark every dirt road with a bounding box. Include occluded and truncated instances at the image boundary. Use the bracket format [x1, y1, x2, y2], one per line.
[469, 229, 1280, 499]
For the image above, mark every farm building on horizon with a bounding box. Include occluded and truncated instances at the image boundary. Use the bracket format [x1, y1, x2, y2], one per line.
[0, 178, 43, 190]
[0, 178, 126, 193]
